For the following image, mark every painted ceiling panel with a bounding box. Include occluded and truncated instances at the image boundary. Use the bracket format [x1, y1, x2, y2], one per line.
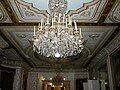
[11, 31, 33, 50]
[0, 2, 12, 23]
[2, 26, 114, 53]
[0, 0, 119, 69]
[105, 0, 120, 23]
[80, 26, 116, 52]
[70, 0, 108, 22]
[8, 0, 48, 22]
[22, 0, 93, 12]
[7, 0, 108, 22]
[0, 36, 9, 49]
[2, 48, 23, 61]
[0, 26, 117, 68]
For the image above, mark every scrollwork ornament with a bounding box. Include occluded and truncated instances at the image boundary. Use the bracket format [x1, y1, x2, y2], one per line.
[113, 3, 120, 22]
[0, 9, 4, 21]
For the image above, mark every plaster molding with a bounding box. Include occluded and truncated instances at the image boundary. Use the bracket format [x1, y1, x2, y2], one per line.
[67, 0, 108, 22]
[105, 0, 120, 23]
[0, 2, 12, 23]
[7, 0, 48, 22]
[75, 72, 89, 79]
[89, 30, 120, 69]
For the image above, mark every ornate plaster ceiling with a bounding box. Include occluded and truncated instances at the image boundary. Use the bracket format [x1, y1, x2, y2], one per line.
[6, 0, 108, 22]
[105, 0, 120, 23]
[0, 0, 120, 70]
[0, 2, 12, 23]
[0, 0, 120, 23]
[0, 26, 117, 68]
[0, 0, 119, 23]
[22, 0, 93, 10]
[0, 34, 31, 68]
[0, 36, 9, 49]
[2, 48, 23, 61]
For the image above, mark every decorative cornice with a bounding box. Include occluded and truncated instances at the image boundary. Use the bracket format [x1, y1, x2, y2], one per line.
[7, 0, 48, 22]
[106, 29, 120, 53]
[88, 28, 120, 69]
[0, 29, 35, 67]
[0, 36, 9, 49]
[88, 49, 107, 69]
[30, 68, 88, 72]
[0, 23, 120, 26]
[0, 0, 18, 23]
[67, 0, 108, 22]
[1, 60, 31, 70]
[98, 0, 117, 23]
[105, 0, 120, 23]
[0, 2, 12, 23]
[75, 72, 89, 79]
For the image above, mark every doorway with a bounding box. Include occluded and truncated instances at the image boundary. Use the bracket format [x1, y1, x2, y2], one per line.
[76, 79, 87, 90]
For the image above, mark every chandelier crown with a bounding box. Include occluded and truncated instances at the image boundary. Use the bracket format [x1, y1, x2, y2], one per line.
[33, 0, 84, 58]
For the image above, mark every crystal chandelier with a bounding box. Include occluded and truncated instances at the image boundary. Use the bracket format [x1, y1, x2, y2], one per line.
[33, 0, 84, 58]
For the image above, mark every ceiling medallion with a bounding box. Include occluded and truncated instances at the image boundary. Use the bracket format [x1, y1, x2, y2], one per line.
[33, 0, 84, 58]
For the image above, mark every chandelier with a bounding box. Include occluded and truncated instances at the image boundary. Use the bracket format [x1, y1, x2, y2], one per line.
[33, 0, 84, 58]
[52, 74, 64, 86]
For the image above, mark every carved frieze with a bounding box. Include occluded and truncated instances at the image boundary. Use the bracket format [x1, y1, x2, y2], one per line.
[88, 49, 107, 69]
[106, 31, 120, 53]
[75, 72, 89, 79]
[105, 0, 120, 23]
[89, 30, 120, 69]
[2, 48, 23, 61]
[68, 0, 108, 22]
[0, 36, 9, 49]
[8, 0, 48, 22]
[7, 0, 108, 23]
[0, 26, 117, 69]
[0, 2, 12, 23]
[0, 9, 4, 21]
[1, 60, 30, 69]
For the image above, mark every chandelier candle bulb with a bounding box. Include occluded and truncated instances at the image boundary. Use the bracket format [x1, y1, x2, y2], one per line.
[79, 28, 82, 38]
[68, 16, 71, 25]
[63, 14, 65, 23]
[58, 13, 61, 23]
[47, 15, 49, 24]
[66, 18, 68, 28]
[70, 17, 72, 26]
[52, 18, 54, 28]
[34, 26, 35, 36]
[74, 20, 77, 32]
[41, 19, 43, 30]
[38, 23, 40, 27]
[54, 14, 56, 22]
